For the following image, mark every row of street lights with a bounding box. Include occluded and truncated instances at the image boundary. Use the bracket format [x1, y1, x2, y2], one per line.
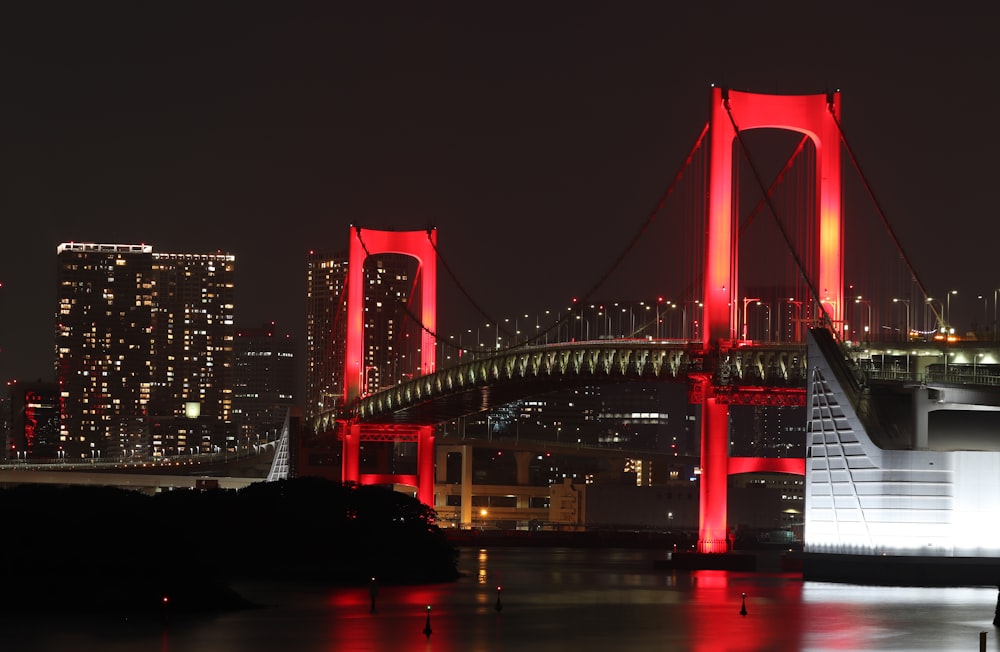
[442, 289, 1000, 361]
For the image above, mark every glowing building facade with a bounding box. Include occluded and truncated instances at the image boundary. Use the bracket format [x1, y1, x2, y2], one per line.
[56, 243, 235, 459]
[7, 381, 60, 460]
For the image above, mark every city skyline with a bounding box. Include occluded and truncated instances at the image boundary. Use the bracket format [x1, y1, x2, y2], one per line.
[1, 4, 998, 385]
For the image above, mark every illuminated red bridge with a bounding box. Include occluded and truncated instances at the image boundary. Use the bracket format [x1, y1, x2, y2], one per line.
[319, 86, 963, 554]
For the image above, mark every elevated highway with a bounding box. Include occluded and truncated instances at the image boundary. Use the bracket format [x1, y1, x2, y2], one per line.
[0, 468, 258, 492]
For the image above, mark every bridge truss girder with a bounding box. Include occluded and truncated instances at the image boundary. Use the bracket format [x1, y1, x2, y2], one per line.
[313, 341, 808, 430]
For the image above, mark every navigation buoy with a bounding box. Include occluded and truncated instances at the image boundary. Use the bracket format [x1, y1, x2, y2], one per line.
[739, 592, 747, 616]
[423, 605, 432, 637]
[495, 585, 503, 612]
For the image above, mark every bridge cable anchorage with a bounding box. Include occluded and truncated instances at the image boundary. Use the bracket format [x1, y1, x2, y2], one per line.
[722, 100, 833, 334]
[827, 104, 936, 322]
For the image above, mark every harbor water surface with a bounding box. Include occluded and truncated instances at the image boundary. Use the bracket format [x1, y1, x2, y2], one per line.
[9, 546, 1000, 651]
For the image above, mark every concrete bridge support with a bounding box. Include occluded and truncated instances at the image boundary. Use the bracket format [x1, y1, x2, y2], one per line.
[912, 385, 931, 449]
[437, 444, 473, 527]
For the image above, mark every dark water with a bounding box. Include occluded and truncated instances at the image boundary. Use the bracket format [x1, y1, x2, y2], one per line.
[9, 547, 1000, 651]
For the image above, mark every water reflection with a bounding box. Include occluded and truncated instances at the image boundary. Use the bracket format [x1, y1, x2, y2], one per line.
[6, 548, 1000, 651]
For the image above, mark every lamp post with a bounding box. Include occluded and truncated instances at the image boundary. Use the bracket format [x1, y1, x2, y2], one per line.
[755, 301, 771, 341]
[656, 297, 664, 339]
[893, 298, 910, 342]
[786, 298, 804, 342]
[683, 300, 702, 340]
[946, 290, 957, 334]
[925, 298, 945, 337]
[855, 297, 872, 342]
[978, 294, 988, 337]
[741, 297, 760, 341]
[994, 289, 999, 341]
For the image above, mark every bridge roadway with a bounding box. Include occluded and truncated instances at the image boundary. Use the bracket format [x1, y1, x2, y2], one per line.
[0, 467, 259, 492]
[0, 451, 275, 492]
[318, 339, 809, 430]
[317, 337, 1000, 432]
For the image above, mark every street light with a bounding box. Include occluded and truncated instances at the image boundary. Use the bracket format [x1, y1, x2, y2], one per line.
[656, 297, 665, 339]
[755, 301, 771, 341]
[925, 297, 945, 337]
[786, 298, 804, 342]
[855, 296, 872, 341]
[893, 298, 910, 342]
[946, 290, 957, 333]
[683, 300, 702, 340]
[994, 289, 1000, 341]
[741, 297, 760, 341]
[978, 295, 988, 337]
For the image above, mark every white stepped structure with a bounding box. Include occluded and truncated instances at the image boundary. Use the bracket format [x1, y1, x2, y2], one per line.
[266, 411, 291, 482]
[805, 330, 1000, 557]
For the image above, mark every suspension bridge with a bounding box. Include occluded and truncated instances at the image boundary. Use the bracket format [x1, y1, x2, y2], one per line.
[316, 86, 995, 555]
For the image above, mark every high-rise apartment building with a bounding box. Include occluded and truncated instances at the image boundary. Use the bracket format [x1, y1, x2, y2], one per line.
[362, 254, 421, 394]
[305, 251, 348, 426]
[56, 243, 155, 458]
[301, 247, 423, 481]
[148, 251, 235, 456]
[232, 322, 295, 452]
[304, 250, 420, 428]
[56, 243, 235, 459]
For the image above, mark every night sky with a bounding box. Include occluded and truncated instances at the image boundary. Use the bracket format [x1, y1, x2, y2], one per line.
[1, 3, 997, 384]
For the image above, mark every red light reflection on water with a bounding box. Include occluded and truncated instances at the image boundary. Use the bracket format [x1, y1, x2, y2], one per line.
[687, 570, 808, 651]
[324, 584, 477, 652]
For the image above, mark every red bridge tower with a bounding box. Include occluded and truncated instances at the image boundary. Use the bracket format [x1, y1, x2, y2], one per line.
[696, 87, 842, 552]
[339, 227, 438, 507]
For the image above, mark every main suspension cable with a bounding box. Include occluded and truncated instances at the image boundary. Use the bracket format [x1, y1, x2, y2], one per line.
[827, 105, 939, 327]
[428, 121, 712, 350]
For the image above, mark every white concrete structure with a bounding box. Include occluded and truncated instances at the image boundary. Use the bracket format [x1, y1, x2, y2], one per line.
[805, 330, 1000, 557]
